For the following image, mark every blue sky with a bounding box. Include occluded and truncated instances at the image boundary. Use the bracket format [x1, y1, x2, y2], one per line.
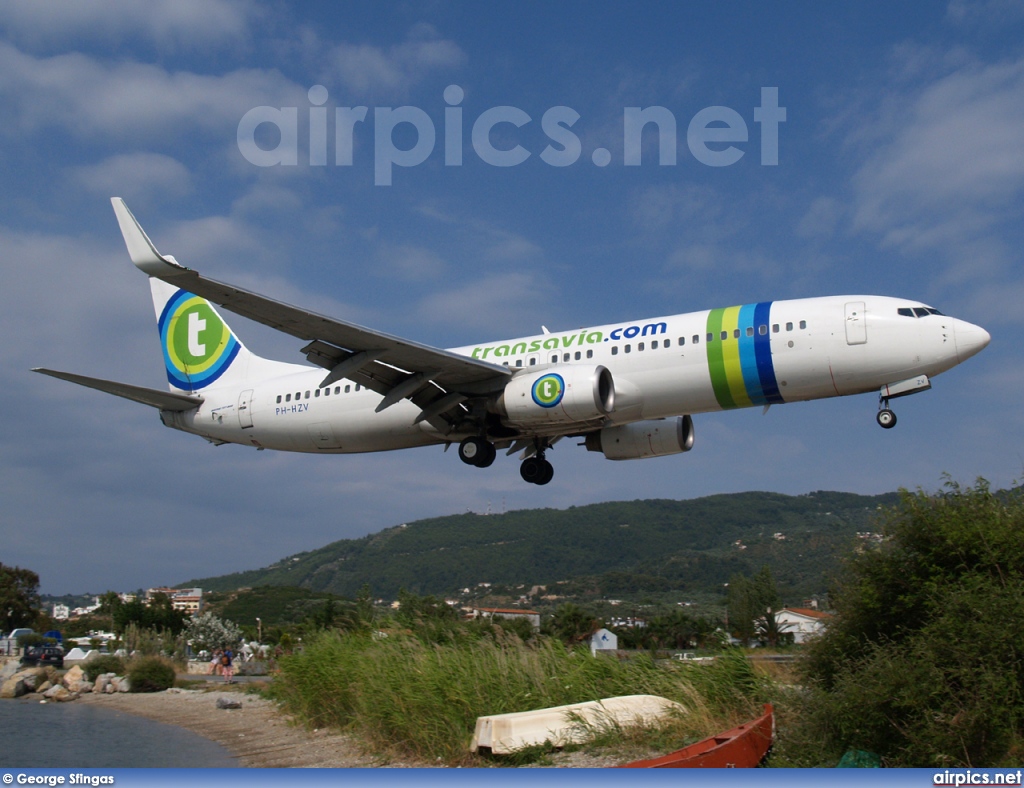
[2, 2, 1022, 595]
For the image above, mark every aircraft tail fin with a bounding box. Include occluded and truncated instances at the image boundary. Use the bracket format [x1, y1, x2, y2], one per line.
[149, 278, 256, 393]
[113, 197, 306, 394]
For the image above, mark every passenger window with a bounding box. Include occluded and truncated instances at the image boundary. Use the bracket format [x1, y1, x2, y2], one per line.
[295, 392, 300, 399]
[799, 320, 807, 329]
[733, 329, 740, 339]
[315, 389, 320, 397]
[574, 351, 581, 360]
[693, 335, 700, 344]
[786, 322, 793, 331]
[305, 391, 310, 399]
[286, 394, 291, 402]
[516, 359, 523, 367]
[638, 342, 645, 351]
[276, 395, 282, 404]
[611, 346, 618, 356]
[759, 325, 767, 335]
[772, 324, 779, 333]
[563, 353, 570, 362]
[324, 387, 330, 396]
[551, 354, 558, 363]
[625, 344, 631, 353]
[720, 331, 728, 341]
[651, 340, 658, 349]
[746, 327, 754, 337]
[355, 384, 361, 391]
[586, 349, 593, 359]
[707, 333, 714, 343]
[345, 385, 351, 393]
[334, 386, 340, 394]
[529, 358, 537, 366]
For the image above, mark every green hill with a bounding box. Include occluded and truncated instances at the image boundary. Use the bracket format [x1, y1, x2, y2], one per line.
[182, 490, 898, 602]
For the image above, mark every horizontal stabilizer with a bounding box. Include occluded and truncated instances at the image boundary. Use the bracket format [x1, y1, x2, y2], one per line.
[33, 369, 204, 411]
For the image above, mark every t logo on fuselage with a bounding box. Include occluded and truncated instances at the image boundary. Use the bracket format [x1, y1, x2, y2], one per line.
[531, 373, 565, 408]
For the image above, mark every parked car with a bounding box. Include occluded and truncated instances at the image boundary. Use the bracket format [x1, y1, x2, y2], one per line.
[20, 644, 65, 668]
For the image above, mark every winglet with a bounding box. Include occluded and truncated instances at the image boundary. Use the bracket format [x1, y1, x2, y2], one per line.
[110, 197, 189, 277]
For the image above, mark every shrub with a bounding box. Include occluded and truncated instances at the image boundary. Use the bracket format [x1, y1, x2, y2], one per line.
[84, 655, 126, 681]
[801, 480, 1024, 766]
[128, 656, 177, 692]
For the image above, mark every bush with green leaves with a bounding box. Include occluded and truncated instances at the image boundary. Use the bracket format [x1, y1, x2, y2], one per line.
[84, 655, 126, 681]
[127, 656, 177, 692]
[800, 479, 1024, 766]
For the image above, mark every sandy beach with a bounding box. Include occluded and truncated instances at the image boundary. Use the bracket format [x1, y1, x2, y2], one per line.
[74, 686, 623, 768]
[77, 687, 419, 768]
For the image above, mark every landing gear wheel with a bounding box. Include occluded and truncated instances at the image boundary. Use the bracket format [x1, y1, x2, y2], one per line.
[458, 437, 484, 465]
[876, 409, 897, 429]
[459, 437, 497, 467]
[476, 441, 497, 468]
[520, 457, 554, 485]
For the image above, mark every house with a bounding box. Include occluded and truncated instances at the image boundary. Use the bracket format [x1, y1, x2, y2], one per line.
[776, 607, 832, 643]
[589, 628, 618, 655]
[470, 607, 541, 630]
[146, 587, 204, 613]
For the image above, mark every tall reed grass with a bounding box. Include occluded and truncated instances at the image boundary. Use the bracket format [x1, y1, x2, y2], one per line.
[271, 630, 764, 763]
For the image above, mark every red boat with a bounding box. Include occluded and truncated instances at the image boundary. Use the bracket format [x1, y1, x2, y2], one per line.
[617, 704, 774, 768]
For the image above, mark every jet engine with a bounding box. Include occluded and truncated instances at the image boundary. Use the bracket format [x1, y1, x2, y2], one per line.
[584, 415, 695, 460]
[496, 365, 614, 426]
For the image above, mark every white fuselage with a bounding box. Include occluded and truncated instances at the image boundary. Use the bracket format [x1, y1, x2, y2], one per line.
[162, 295, 987, 453]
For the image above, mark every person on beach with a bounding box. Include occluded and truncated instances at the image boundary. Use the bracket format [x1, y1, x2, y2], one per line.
[210, 649, 222, 676]
[221, 648, 234, 683]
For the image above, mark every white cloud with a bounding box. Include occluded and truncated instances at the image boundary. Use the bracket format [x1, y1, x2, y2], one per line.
[415, 272, 556, 336]
[851, 58, 1024, 255]
[0, 41, 303, 140]
[322, 24, 465, 98]
[71, 152, 192, 204]
[0, 0, 257, 51]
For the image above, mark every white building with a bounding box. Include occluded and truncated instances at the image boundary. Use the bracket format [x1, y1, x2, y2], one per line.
[776, 607, 832, 644]
[470, 607, 541, 630]
[589, 628, 618, 655]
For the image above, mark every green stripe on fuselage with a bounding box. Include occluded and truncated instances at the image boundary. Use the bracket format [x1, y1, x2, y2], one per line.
[706, 308, 735, 409]
[706, 306, 753, 409]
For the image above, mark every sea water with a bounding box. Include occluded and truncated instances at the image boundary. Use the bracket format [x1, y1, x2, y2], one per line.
[0, 698, 238, 767]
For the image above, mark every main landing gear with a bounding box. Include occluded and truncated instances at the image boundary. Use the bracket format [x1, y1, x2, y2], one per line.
[458, 436, 496, 467]
[457, 436, 554, 485]
[520, 452, 554, 486]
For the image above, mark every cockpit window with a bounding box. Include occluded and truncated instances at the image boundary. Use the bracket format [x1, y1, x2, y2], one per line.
[913, 307, 930, 318]
[898, 308, 914, 317]
[926, 307, 944, 316]
[899, 306, 945, 318]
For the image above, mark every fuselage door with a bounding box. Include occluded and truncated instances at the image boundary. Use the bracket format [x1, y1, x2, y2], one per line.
[845, 301, 867, 345]
[238, 389, 254, 429]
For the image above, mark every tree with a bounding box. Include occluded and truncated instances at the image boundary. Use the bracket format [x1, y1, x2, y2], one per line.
[727, 566, 782, 646]
[802, 480, 1024, 766]
[547, 602, 600, 645]
[184, 612, 243, 652]
[1, 563, 41, 632]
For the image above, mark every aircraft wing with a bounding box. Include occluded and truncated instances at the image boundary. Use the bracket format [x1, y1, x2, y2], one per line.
[33, 369, 204, 411]
[110, 199, 511, 402]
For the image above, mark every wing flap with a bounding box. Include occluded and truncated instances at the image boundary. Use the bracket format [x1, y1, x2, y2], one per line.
[34, 369, 204, 411]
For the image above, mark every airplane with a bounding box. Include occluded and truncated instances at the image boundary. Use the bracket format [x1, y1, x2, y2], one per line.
[34, 198, 991, 486]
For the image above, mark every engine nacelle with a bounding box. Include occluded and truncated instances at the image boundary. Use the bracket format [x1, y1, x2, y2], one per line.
[498, 365, 614, 426]
[584, 416, 695, 460]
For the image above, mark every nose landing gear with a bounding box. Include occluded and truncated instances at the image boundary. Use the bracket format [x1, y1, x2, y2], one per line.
[877, 398, 897, 429]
